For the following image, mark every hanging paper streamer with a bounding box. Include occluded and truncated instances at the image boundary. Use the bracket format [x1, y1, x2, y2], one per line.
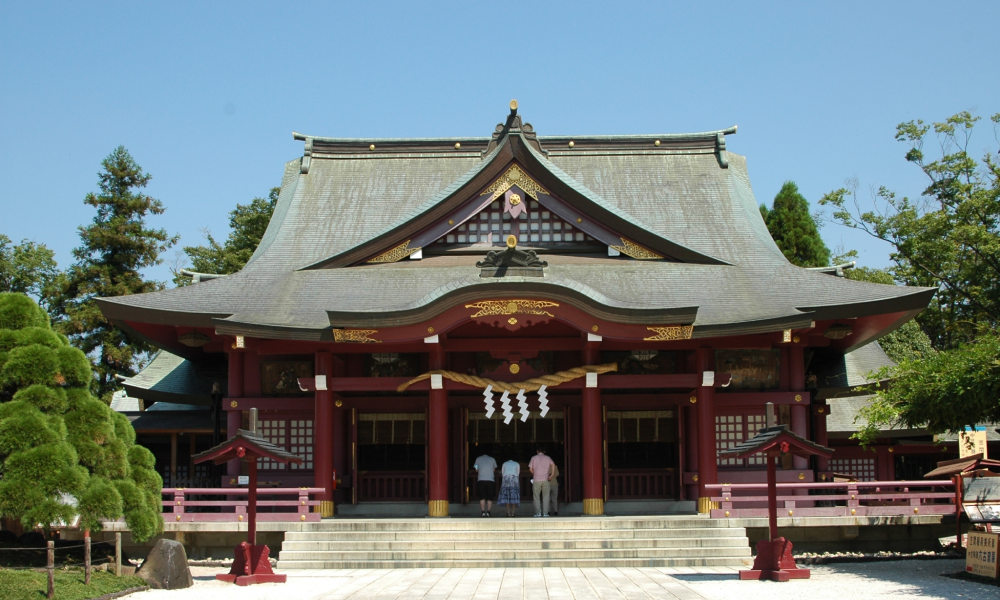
[483, 384, 495, 419]
[537, 385, 549, 418]
[516, 389, 529, 422]
[500, 390, 513, 424]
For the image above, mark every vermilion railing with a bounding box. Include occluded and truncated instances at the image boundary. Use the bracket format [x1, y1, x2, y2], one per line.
[706, 480, 955, 518]
[161, 488, 324, 522]
[608, 469, 677, 499]
[357, 471, 425, 501]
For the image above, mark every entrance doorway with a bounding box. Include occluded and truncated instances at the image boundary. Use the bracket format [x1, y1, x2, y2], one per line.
[606, 410, 679, 499]
[356, 412, 426, 501]
[467, 411, 564, 502]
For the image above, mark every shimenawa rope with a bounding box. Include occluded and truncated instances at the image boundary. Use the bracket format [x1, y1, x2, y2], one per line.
[396, 363, 618, 393]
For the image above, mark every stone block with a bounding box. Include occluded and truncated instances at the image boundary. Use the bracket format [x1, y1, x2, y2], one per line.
[137, 539, 193, 590]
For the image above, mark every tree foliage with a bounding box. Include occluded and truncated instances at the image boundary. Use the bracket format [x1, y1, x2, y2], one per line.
[0, 235, 58, 302]
[48, 147, 177, 399]
[821, 111, 1000, 349]
[821, 111, 1000, 443]
[761, 181, 831, 268]
[0, 293, 162, 539]
[173, 187, 279, 285]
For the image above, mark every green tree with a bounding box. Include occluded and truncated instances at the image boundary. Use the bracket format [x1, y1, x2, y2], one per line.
[173, 187, 279, 285]
[0, 293, 162, 539]
[763, 181, 831, 267]
[49, 147, 178, 399]
[821, 111, 1000, 443]
[0, 235, 59, 301]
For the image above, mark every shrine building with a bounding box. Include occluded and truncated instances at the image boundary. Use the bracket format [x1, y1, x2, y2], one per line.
[98, 102, 937, 518]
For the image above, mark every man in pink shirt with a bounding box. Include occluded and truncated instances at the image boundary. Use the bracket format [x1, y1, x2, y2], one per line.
[528, 447, 556, 517]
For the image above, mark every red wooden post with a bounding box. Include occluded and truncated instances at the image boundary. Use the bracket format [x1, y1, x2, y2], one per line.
[696, 348, 716, 513]
[247, 456, 257, 546]
[767, 453, 778, 542]
[427, 345, 449, 517]
[315, 352, 334, 517]
[227, 351, 244, 483]
[788, 345, 809, 471]
[955, 474, 963, 548]
[581, 345, 604, 515]
[814, 403, 829, 473]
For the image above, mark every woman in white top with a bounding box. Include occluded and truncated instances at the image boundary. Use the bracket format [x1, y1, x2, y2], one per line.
[496, 459, 521, 516]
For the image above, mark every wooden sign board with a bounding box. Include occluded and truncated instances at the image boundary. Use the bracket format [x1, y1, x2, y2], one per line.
[960, 430, 989, 459]
[966, 531, 999, 579]
[963, 477, 1000, 503]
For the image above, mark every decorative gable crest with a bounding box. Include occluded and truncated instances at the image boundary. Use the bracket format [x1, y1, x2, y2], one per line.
[481, 165, 549, 202]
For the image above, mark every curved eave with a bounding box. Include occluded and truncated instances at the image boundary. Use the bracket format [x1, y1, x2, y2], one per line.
[301, 133, 728, 270]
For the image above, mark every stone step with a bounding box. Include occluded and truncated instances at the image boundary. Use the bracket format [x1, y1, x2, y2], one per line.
[276, 556, 750, 569]
[281, 537, 749, 551]
[284, 527, 744, 541]
[278, 546, 751, 562]
[287, 518, 728, 532]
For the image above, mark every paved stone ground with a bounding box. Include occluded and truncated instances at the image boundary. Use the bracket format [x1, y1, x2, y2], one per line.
[134, 561, 997, 600]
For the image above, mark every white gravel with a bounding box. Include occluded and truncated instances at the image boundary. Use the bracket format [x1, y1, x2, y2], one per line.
[130, 561, 999, 600]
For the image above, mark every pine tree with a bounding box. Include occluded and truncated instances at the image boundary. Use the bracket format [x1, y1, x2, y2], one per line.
[173, 187, 279, 285]
[764, 181, 831, 268]
[50, 147, 178, 399]
[0, 293, 162, 539]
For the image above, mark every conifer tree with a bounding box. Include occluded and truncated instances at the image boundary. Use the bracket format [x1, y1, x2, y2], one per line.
[49, 147, 178, 399]
[0, 293, 162, 539]
[763, 181, 831, 268]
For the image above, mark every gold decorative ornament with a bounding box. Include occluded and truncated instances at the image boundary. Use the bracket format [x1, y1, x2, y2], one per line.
[334, 399, 343, 408]
[448, 219, 454, 225]
[465, 299, 560, 318]
[788, 510, 794, 516]
[300, 515, 306, 521]
[611, 238, 664, 260]
[509, 363, 520, 374]
[230, 478, 236, 485]
[851, 494, 855, 499]
[508, 317, 518, 325]
[367, 240, 421, 263]
[230, 401, 238, 408]
[913, 507, 919, 514]
[888, 447, 894, 453]
[724, 510, 730, 517]
[644, 326, 695, 341]
[576, 218, 582, 223]
[850, 509, 856, 515]
[692, 474, 699, 482]
[454, 143, 461, 149]
[591, 325, 599, 332]
[654, 140, 661, 146]
[369, 144, 375, 151]
[794, 394, 802, 402]
[689, 396, 697, 404]
[510, 99, 518, 111]
[793, 335, 800, 343]
[427, 326, 435, 333]
[480, 165, 549, 202]
[582, 498, 603, 515]
[798, 473, 805, 480]
[568, 141, 575, 148]
[506, 234, 517, 248]
[238, 515, 243, 521]
[428, 500, 449, 517]
[333, 329, 381, 343]
[176, 515, 181, 521]
[397, 362, 617, 394]
[509, 193, 522, 206]
[818, 407, 825, 414]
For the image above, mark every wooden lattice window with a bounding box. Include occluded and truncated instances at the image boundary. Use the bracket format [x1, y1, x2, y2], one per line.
[607, 411, 677, 443]
[716, 413, 767, 467]
[258, 418, 314, 470]
[430, 200, 602, 250]
[829, 458, 876, 482]
[357, 413, 426, 445]
[468, 411, 564, 444]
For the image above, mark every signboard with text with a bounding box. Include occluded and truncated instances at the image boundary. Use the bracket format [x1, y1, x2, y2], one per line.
[966, 531, 1000, 579]
[959, 429, 989, 459]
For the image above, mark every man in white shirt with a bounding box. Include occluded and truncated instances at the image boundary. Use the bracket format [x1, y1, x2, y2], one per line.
[473, 453, 497, 517]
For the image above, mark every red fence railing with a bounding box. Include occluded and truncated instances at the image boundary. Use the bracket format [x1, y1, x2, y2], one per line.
[357, 471, 425, 501]
[161, 488, 324, 522]
[608, 469, 677, 499]
[706, 480, 955, 518]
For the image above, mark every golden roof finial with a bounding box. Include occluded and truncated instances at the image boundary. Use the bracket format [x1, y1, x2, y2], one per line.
[509, 99, 518, 114]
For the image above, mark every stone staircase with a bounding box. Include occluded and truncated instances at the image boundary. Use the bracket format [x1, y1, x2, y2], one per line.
[277, 516, 752, 569]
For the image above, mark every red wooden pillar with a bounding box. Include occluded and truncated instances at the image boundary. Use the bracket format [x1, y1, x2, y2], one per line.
[788, 345, 809, 470]
[684, 404, 699, 501]
[814, 402, 829, 473]
[695, 347, 717, 513]
[226, 351, 244, 483]
[581, 346, 604, 515]
[315, 352, 334, 517]
[427, 344, 449, 516]
[331, 355, 347, 506]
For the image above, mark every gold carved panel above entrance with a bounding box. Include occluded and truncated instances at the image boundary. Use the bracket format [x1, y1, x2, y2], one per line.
[332, 329, 381, 343]
[480, 165, 549, 202]
[465, 299, 559, 318]
[643, 326, 694, 341]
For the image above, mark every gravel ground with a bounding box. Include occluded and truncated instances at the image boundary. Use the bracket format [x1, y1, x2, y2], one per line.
[128, 561, 999, 600]
[681, 559, 996, 600]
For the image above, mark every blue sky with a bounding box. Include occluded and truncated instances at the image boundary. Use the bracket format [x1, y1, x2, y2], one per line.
[2, 1, 997, 284]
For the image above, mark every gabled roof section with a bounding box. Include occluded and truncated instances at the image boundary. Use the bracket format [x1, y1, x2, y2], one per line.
[301, 107, 729, 269]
